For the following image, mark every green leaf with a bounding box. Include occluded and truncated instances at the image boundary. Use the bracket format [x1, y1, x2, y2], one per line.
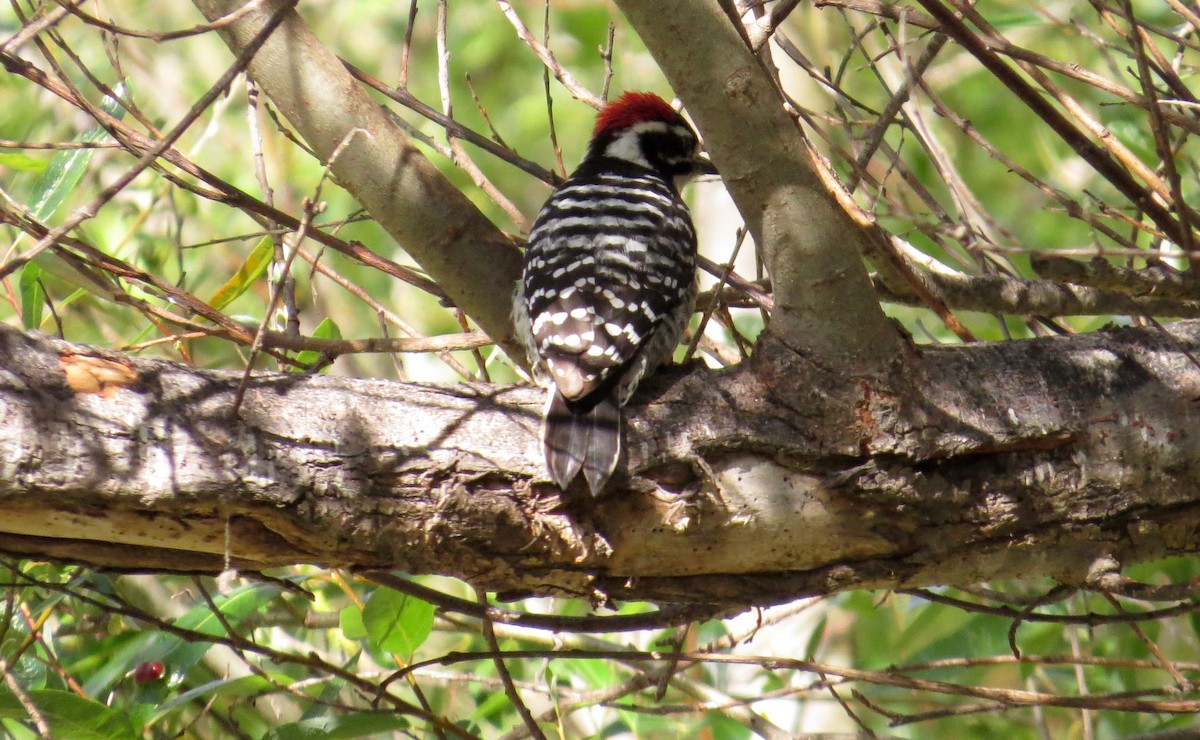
[844, 591, 897, 669]
[27, 83, 127, 222]
[0, 152, 47, 173]
[15, 85, 129, 303]
[361, 587, 435, 660]
[803, 614, 827, 661]
[207, 236, 274, 311]
[470, 690, 512, 724]
[0, 717, 40, 739]
[291, 317, 342, 371]
[563, 657, 614, 688]
[0, 689, 137, 740]
[27, 135, 103, 221]
[897, 598, 972, 661]
[96, 83, 130, 119]
[18, 263, 44, 330]
[78, 631, 155, 697]
[265, 713, 409, 740]
[3, 657, 44, 693]
[150, 675, 269, 724]
[339, 602, 367, 640]
[161, 582, 282, 673]
[700, 710, 753, 740]
[174, 582, 281, 636]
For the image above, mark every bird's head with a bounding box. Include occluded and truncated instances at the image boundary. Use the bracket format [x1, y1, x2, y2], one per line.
[586, 91, 716, 186]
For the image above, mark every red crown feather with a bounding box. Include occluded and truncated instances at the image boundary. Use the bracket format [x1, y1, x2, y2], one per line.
[593, 91, 683, 136]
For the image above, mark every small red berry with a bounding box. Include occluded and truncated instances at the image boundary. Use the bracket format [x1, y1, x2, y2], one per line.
[133, 661, 165, 684]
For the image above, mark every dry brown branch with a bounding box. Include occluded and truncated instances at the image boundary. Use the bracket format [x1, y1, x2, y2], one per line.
[813, 0, 1200, 136]
[0, 1, 295, 282]
[398, 646, 1200, 716]
[191, 0, 527, 365]
[51, 0, 270, 41]
[12, 1, 1200, 736]
[493, 0, 604, 108]
[911, 0, 1187, 246]
[0, 47, 447, 299]
[1, 563, 477, 738]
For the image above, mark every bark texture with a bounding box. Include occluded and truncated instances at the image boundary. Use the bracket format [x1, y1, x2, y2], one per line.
[3, 323, 1199, 606]
[612, 0, 903, 366]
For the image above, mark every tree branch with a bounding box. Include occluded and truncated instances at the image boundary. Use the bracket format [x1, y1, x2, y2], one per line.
[875, 264, 1200, 318]
[5, 323, 1200, 606]
[611, 0, 902, 368]
[189, 0, 526, 364]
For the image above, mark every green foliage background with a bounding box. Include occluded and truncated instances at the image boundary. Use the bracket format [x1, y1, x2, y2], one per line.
[2, 0, 1200, 737]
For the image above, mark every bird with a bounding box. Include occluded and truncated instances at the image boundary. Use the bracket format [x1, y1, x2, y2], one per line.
[514, 91, 715, 495]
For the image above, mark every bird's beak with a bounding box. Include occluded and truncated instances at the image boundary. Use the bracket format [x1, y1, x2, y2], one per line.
[693, 155, 719, 177]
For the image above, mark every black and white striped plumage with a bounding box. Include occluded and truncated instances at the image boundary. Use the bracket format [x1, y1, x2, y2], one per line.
[514, 92, 714, 495]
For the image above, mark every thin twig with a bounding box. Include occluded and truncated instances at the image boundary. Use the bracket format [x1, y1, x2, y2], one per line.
[0, 658, 50, 738]
[685, 227, 748, 362]
[1116, 0, 1195, 262]
[50, 0, 270, 42]
[361, 571, 726, 636]
[919, 0, 1190, 245]
[234, 126, 366, 410]
[599, 21, 616, 101]
[346, 62, 555, 184]
[1101, 592, 1192, 692]
[493, 0, 603, 108]
[475, 588, 549, 740]
[0, 1, 298, 282]
[0, 0, 76, 54]
[398, 0, 418, 89]
[541, 0, 565, 177]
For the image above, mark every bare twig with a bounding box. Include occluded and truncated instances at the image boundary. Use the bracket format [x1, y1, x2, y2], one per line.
[915, 0, 1190, 245]
[0, 0, 76, 54]
[475, 588, 549, 740]
[0, 1, 296, 282]
[0, 658, 50, 739]
[234, 129, 363, 410]
[50, 0, 270, 42]
[398, 0, 418, 89]
[493, 0, 603, 108]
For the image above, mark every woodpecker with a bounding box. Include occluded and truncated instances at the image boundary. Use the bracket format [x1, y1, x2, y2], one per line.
[515, 91, 714, 495]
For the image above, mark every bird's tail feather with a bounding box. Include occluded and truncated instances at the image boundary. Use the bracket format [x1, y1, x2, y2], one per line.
[543, 390, 621, 496]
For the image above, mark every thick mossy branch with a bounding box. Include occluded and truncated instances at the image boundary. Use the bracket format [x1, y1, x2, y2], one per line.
[3, 323, 1200, 606]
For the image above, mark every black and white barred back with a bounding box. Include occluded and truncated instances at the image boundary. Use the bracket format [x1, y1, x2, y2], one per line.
[515, 92, 714, 495]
